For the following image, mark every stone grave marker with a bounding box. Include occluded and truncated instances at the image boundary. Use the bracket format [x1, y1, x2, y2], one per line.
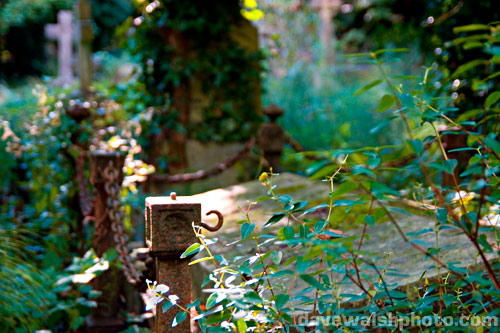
[45, 10, 75, 85]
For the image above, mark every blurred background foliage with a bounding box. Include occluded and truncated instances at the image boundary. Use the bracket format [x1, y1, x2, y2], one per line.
[0, 0, 132, 79]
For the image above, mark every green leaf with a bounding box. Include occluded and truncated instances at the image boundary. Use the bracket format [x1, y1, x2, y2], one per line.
[428, 159, 458, 175]
[264, 213, 285, 227]
[162, 300, 173, 313]
[370, 181, 399, 197]
[206, 293, 218, 309]
[309, 164, 339, 180]
[353, 79, 383, 96]
[452, 59, 485, 77]
[296, 257, 310, 274]
[244, 291, 263, 303]
[408, 139, 424, 156]
[374, 48, 408, 55]
[332, 181, 358, 199]
[271, 251, 283, 265]
[236, 318, 248, 333]
[305, 159, 330, 175]
[376, 95, 396, 112]
[300, 274, 326, 291]
[365, 215, 375, 226]
[241, 223, 256, 239]
[180, 243, 201, 259]
[186, 299, 201, 309]
[283, 226, 295, 240]
[257, 195, 271, 203]
[482, 70, 500, 82]
[189, 257, 211, 265]
[304, 246, 323, 261]
[436, 209, 448, 224]
[274, 294, 289, 309]
[485, 91, 500, 109]
[453, 24, 490, 33]
[172, 311, 187, 327]
[484, 133, 500, 155]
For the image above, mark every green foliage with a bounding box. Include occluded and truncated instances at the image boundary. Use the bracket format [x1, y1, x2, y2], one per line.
[119, 0, 263, 143]
[0, 0, 72, 33]
[161, 33, 500, 331]
[0, 81, 142, 330]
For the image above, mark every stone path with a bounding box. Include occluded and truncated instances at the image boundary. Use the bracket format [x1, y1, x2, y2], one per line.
[190, 173, 498, 303]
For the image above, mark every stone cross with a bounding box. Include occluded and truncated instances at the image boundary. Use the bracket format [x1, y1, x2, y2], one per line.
[45, 10, 75, 85]
[310, 0, 341, 65]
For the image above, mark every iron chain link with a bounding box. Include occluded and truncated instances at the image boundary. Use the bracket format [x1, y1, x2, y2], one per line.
[103, 161, 140, 286]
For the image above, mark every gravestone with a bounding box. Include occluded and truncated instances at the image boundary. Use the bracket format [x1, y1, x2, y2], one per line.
[190, 173, 498, 304]
[45, 11, 75, 85]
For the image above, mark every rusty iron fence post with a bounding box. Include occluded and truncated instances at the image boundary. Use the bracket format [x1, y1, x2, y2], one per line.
[259, 104, 285, 172]
[145, 193, 201, 332]
[86, 151, 126, 331]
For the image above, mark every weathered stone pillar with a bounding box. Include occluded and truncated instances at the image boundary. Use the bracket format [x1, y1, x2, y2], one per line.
[145, 193, 201, 332]
[259, 104, 285, 172]
[86, 151, 126, 332]
[78, 0, 93, 96]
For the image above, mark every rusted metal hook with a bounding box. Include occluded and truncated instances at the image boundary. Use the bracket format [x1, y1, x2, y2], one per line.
[200, 210, 224, 232]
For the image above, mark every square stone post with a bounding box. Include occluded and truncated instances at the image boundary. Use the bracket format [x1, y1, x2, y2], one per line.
[86, 151, 126, 331]
[145, 194, 201, 332]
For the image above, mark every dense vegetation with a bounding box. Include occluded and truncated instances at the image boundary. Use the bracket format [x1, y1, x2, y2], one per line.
[0, 0, 499, 331]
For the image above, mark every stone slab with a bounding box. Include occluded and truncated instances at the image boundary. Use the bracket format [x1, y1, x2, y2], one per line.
[189, 173, 498, 304]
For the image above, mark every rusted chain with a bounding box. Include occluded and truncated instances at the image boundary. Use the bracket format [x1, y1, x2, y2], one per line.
[284, 132, 325, 161]
[285, 132, 305, 153]
[149, 136, 256, 184]
[103, 161, 140, 286]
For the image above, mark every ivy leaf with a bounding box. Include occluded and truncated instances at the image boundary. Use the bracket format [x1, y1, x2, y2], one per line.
[376, 95, 396, 112]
